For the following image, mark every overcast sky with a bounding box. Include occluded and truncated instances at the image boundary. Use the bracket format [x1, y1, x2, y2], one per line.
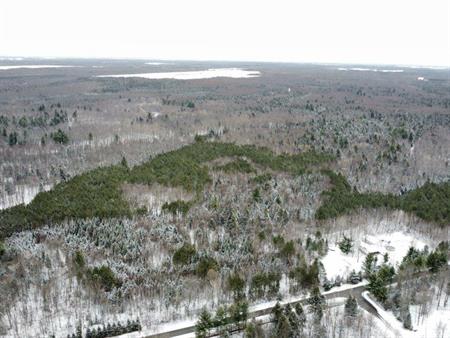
[1, 0, 449, 66]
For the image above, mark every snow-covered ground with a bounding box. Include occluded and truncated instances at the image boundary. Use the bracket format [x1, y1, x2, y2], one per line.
[322, 231, 428, 280]
[0, 183, 52, 210]
[0, 65, 76, 70]
[96, 68, 260, 80]
[363, 291, 449, 338]
[324, 300, 396, 338]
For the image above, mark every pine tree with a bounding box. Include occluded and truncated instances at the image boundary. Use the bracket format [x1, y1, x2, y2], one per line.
[368, 274, 388, 303]
[271, 301, 283, 326]
[275, 313, 292, 338]
[344, 295, 358, 317]
[284, 303, 299, 334]
[195, 309, 212, 338]
[295, 303, 306, 331]
[338, 236, 353, 254]
[363, 253, 377, 277]
[308, 287, 325, 323]
[121, 156, 128, 169]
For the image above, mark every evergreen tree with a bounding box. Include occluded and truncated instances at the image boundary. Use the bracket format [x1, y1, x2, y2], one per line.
[271, 302, 283, 326]
[8, 131, 17, 146]
[0, 240, 5, 258]
[275, 313, 292, 338]
[363, 253, 377, 277]
[121, 156, 128, 169]
[426, 249, 447, 273]
[284, 303, 299, 334]
[368, 274, 388, 303]
[244, 322, 257, 338]
[344, 295, 358, 317]
[213, 306, 228, 328]
[295, 303, 306, 331]
[308, 287, 325, 323]
[227, 273, 245, 300]
[338, 236, 353, 254]
[195, 309, 212, 338]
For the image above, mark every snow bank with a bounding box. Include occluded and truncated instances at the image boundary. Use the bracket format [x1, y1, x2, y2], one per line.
[97, 68, 260, 80]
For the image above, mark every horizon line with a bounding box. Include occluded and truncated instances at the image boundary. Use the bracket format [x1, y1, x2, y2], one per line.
[0, 55, 449, 69]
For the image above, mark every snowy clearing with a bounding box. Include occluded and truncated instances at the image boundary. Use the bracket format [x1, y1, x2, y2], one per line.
[96, 68, 261, 80]
[322, 231, 427, 280]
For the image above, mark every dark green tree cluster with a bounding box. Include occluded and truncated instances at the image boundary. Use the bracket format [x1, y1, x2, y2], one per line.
[1, 141, 332, 239]
[367, 261, 395, 304]
[316, 170, 450, 226]
[214, 158, 256, 174]
[249, 272, 282, 299]
[227, 273, 245, 300]
[88, 265, 122, 292]
[172, 243, 196, 266]
[162, 200, 192, 215]
[400, 242, 448, 273]
[307, 286, 325, 323]
[338, 236, 353, 254]
[344, 295, 358, 317]
[50, 129, 69, 144]
[49, 110, 68, 126]
[195, 301, 248, 338]
[289, 259, 320, 291]
[8, 131, 18, 146]
[196, 256, 219, 278]
[0, 164, 130, 239]
[0, 240, 5, 258]
[305, 232, 328, 256]
[83, 319, 141, 338]
[271, 302, 306, 338]
[363, 252, 378, 277]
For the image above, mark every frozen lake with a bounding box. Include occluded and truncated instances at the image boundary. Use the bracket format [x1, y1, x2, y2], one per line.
[0, 65, 76, 70]
[97, 68, 261, 80]
[338, 67, 404, 73]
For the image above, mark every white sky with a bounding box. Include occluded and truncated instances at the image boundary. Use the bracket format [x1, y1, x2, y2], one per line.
[1, 0, 449, 66]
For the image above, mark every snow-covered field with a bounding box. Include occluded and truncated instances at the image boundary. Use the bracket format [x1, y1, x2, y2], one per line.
[0, 65, 75, 70]
[97, 68, 260, 80]
[322, 231, 428, 280]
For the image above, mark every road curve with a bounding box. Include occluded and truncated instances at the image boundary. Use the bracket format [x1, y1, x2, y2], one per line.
[143, 283, 373, 338]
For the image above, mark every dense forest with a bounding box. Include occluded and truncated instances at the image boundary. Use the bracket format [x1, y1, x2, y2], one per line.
[1, 139, 449, 240]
